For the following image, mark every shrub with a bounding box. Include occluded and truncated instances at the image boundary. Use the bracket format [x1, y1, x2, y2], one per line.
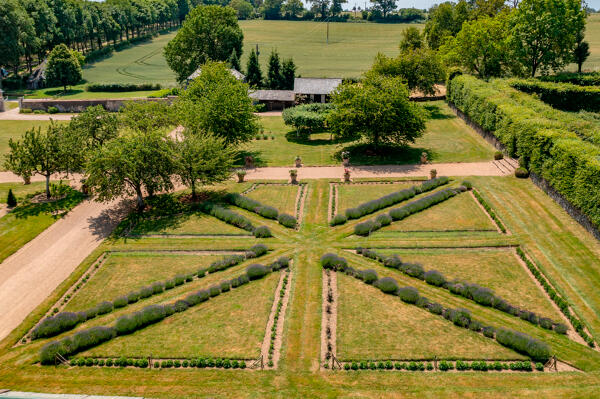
[439, 360, 452, 371]
[402, 263, 425, 280]
[32, 312, 88, 340]
[375, 277, 399, 294]
[246, 264, 268, 280]
[164, 279, 176, 290]
[139, 286, 153, 299]
[354, 219, 381, 236]
[345, 208, 361, 219]
[397, 286, 419, 304]
[461, 180, 472, 190]
[6, 189, 17, 207]
[472, 287, 495, 307]
[174, 275, 185, 286]
[554, 323, 568, 334]
[254, 226, 273, 238]
[249, 244, 268, 257]
[220, 280, 231, 292]
[320, 253, 347, 271]
[331, 214, 347, 226]
[209, 285, 221, 297]
[151, 281, 165, 294]
[515, 168, 529, 178]
[39, 326, 116, 364]
[200, 203, 255, 232]
[535, 362, 544, 371]
[383, 255, 402, 269]
[257, 205, 279, 219]
[428, 302, 444, 315]
[494, 151, 504, 160]
[48, 106, 59, 114]
[424, 270, 446, 287]
[360, 269, 378, 284]
[375, 213, 392, 226]
[495, 328, 551, 362]
[278, 213, 297, 228]
[87, 82, 161, 92]
[96, 301, 113, 315]
[510, 78, 600, 112]
[482, 326, 495, 338]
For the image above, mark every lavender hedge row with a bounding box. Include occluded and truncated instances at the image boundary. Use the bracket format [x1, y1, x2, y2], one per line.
[225, 193, 297, 229]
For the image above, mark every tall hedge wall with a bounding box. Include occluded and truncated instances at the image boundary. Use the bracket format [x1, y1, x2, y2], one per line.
[447, 75, 600, 229]
[509, 79, 600, 112]
[538, 72, 600, 86]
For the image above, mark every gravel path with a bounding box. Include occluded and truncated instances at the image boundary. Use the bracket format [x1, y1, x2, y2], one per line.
[0, 107, 74, 120]
[0, 198, 130, 342]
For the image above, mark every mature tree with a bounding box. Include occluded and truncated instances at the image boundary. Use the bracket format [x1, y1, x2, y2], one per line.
[508, 0, 586, 77]
[68, 105, 119, 149]
[281, 58, 297, 90]
[440, 15, 509, 78]
[371, 49, 446, 96]
[4, 123, 73, 198]
[46, 44, 83, 92]
[330, 0, 347, 16]
[424, 1, 471, 49]
[228, 48, 241, 71]
[177, 0, 190, 23]
[229, 0, 254, 19]
[267, 50, 284, 89]
[178, 61, 260, 146]
[308, 0, 330, 19]
[262, 0, 284, 19]
[164, 5, 244, 82]
[119, 101, 176, 134]
[370, 0, 397, 18]
[0, 0, 35, 76]
[86, 130, 175, 210]
[21, 0, 58, 69]
[573, 32, 590, 73]
[174, 133, 237, 199]
[399, 27, 424, 52]
[472, 0, 506, 17]
[282, 0, 305, 18]
[327, 74, 426, 149]
[246, 48, 263, 88]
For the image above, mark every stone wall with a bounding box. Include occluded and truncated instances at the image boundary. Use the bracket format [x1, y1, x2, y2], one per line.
[19, 96, 175, 113]
[448, 101, 600, 241]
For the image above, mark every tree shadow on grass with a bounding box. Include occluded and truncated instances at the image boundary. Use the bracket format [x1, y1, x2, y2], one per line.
[423, 104, 454, 120]
[41, 89, 85, 98]
[235, 150, 267, 167]
[11, 189, 85, 219]
[284, 131, 353, 146]
[334, 143, 434, 165]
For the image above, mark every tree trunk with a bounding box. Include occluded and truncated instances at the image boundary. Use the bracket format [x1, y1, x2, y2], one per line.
[191, 181, 197, 200]
[45, 174, 51, 199]
[135, 186, 145, 211]
[578, 62, 582, 73]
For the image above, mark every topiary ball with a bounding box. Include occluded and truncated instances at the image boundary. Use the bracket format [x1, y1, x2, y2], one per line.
[246, 264, 268, 280]
[375, 277, 399, 294]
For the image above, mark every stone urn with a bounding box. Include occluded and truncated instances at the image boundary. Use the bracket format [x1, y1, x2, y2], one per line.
[289, 169, 298, 184]
[430, 169, 437, 179]
[341, 151, 350, 167]
[344, 169, 351, 182]
[236, 170, 246, 183]
[420, 152, 429, 164]
[245, 156, 254, 168]
[295, 156, 302, 168]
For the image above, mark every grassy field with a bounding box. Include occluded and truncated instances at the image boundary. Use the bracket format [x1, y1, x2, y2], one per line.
[336, 272, 525, 361]
[245, 102, 495, 166]
[0, 181, 58, 204]
[245, 184, 299, 215]
[129, 212, 252, 236]
[571, 13, 600, 72]
[380, 191, 497, 232]
[371, 247, 561, 319]
[336, 181, 418, 211]
[24, 85, 159, 100]
[83, 272, 278, 359]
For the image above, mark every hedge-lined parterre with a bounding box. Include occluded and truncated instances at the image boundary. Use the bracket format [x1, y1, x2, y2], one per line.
[225, 193, 298, 229]
[199, 202, 272, 237]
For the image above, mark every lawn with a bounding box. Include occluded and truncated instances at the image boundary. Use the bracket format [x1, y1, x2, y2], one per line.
[129, 212, 253, 236]
[336, 272, 525, 361]
[0, 181, 60, 204]
[63, 252, 226, 312]
[0, 121, 68, 170]
[24, 85, 158, 100]
[245, 184, 299, 215]
[379, 191, 497, 232]
[82, 271, 279, 359]
[370, 247, 561, 320]
[336, 181, 420, 212]
[3, 177, 600, 397]
[248, 102, 495, 166]
[0, 187, 84, 264]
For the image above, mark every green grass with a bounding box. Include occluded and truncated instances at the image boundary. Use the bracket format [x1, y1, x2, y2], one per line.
[0, 181, 60, 204]
[63, 252, 225, 312]
[245, 184, 299, 215]
[3, 177, 600, 397]
[336, 181, 419, 212]
[379, 191, 497, 232]
[0, 120, 68, 170]
[336, 272, 525, 361]
[129, 212, 252, 236]
[24, 85, 158, 100]
[0, 188, 84, 264]
[372, 247, 561, 319]
[83, 271, 279, 359]
[248, 102, 495, 166]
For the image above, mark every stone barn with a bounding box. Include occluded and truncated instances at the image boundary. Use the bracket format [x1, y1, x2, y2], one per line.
[293, 78, 342, 103]
[249, 90, 295, 111]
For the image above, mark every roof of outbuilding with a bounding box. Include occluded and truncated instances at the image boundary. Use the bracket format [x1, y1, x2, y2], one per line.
[249, 90, 295, 101]
[293, 78, 342, 95]
[187, 68, 245, 81]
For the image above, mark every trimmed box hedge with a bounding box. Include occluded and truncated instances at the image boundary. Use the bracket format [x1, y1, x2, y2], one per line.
[509, 79, 600, 112]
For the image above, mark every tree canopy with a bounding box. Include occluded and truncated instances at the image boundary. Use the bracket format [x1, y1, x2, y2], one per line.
[164, 5, 244, 82]
[45, 44, 83, 91]
[327, 73, 426, 149]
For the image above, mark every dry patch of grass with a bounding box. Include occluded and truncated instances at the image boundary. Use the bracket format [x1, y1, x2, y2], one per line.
[336, 181, 418, 212]
[336, 273, 524, 361]
[246, 184, 298, 215]
[129, 212, 251, 236]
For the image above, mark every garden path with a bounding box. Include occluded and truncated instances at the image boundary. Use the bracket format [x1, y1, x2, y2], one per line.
[0, 197, 131, 341]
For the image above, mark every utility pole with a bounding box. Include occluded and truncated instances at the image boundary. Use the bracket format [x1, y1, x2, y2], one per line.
[256, 43, 260, 57]
[326, 21, 329, 44]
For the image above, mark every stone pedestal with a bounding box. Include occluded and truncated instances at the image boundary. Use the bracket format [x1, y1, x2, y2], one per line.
[0, 89, 5, 112]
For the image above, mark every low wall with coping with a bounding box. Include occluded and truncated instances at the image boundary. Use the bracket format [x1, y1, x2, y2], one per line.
[19, 96, 176, 113]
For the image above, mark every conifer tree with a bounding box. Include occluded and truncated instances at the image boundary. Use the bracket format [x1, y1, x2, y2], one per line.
[246, 48, 263, 88]
[228, 48, 241, 71]
[281, 58, 297, 90]
[267, 49, 283, 89]
[6, 189, 17, 208]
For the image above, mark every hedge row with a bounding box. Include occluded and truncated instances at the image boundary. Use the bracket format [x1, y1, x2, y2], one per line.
[225, 193, 297, 229]
[32, 245, 270, 341]
[69, 356, 248, 369]
[338, 177, 449, 225]
[321, 255, 551, 362]
[509, 79, 600, 113]
[340, 360, 543, 372]
[354, 186, 464, 236]
[447, 76, 600, 228]
[282, 103, 334, 133]
[471, 189, 506, 233]
[199, 202, 272, 237]
[516, 248, 595, 347]
[86, 83, 162, 92]
[356, 248, 564, 334]
[538, 72, 600, 86]
[267, 272, 289, 366]
[40, 257, 290, 364]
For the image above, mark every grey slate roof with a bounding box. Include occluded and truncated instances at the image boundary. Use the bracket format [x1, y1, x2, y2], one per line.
[187, 68, 245, 81]
[293, 78, 342, 95]
[249, 90, 295, 102]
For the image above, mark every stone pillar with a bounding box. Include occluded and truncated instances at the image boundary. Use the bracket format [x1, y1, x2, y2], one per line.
[0, 89, 4, 112]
